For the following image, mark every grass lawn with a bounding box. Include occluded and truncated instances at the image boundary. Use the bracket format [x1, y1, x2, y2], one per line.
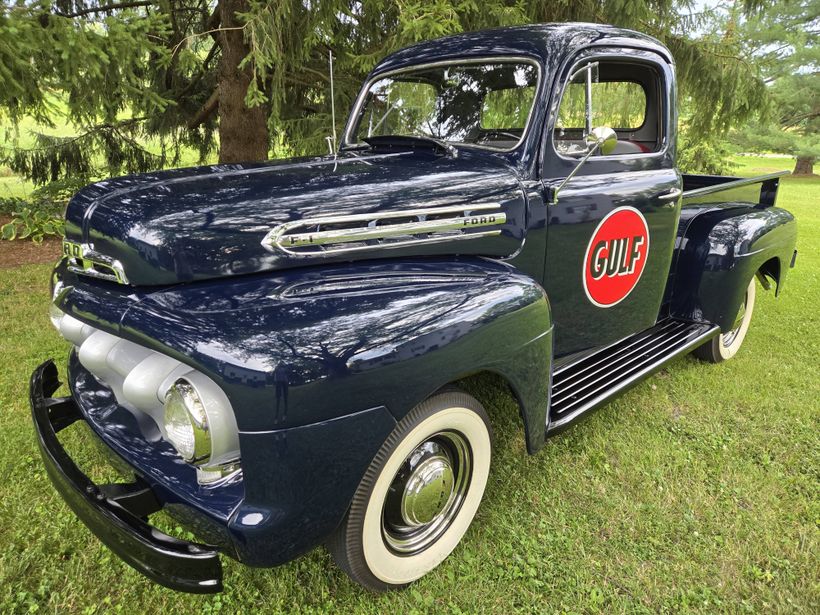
[0, 156, 817, 613]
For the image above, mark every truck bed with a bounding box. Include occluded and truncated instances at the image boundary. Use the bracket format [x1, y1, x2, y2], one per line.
[682, 170, 790, 208]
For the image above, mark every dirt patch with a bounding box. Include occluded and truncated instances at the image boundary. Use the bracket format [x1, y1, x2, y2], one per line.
[0, 215, 62, 269]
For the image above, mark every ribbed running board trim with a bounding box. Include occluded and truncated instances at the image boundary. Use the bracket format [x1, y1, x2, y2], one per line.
[548, 319, 719, 432]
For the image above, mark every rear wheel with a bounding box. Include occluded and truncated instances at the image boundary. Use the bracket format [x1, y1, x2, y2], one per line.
[330, 390, 491, 591]
[694, 278, 756, 363]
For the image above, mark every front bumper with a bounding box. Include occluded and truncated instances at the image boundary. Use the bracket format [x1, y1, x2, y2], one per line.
[30, 359, 223, 594]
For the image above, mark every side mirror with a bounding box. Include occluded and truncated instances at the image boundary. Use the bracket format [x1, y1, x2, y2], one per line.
[551, 126, 618, 204]
[588, 126, 618, 155]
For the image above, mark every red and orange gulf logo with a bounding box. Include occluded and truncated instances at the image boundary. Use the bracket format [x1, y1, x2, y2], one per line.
[583, 207, 649, 308]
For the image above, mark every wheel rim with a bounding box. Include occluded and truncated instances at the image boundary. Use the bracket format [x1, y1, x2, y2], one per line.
[722, 292, 748, 347]
[381, 431, 472, 555]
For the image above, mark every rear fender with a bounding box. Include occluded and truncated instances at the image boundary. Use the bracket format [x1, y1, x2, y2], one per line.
[670, 206, 796, 331]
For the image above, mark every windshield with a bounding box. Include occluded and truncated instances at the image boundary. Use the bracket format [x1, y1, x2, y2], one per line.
[347, 60, 539, 151]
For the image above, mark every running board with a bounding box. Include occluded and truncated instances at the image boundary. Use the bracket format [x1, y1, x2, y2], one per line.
[548, 319, 719, 432]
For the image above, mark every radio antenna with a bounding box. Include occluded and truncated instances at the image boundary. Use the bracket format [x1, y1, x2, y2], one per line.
[328, 50, 337, 154]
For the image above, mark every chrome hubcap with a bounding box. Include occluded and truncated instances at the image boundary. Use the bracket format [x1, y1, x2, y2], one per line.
[382, 431, 471, 554]
[400, 453, 455, 526]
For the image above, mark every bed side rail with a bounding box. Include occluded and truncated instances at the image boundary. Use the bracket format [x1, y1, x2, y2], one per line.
[682, 170, 790, 207]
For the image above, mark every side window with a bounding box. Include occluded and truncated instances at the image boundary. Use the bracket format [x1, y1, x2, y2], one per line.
[557, 82, 646, 130]
[554, 60, 662, 157]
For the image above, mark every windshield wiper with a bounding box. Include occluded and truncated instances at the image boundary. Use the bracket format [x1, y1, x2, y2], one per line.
[362, 135, 458, 158]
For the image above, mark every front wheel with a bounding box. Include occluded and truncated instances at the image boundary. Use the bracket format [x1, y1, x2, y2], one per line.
[694, 278, 757, 363]
[330, 389, 492, 591]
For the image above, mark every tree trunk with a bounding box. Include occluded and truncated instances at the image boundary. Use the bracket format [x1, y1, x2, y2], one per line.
[217, 0, 269, 163]
[793, 156, 814, 176]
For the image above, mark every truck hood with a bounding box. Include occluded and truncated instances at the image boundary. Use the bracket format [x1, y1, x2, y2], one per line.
[64, 149, 526, 286]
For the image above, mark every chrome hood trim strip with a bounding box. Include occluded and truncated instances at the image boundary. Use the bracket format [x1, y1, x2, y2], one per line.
[262, 203, 505, 256]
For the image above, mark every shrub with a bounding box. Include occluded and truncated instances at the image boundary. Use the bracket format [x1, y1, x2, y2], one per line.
[1, 200, 65, 243]
[0, 196, 28, 216]
[677, 132, 738, 176]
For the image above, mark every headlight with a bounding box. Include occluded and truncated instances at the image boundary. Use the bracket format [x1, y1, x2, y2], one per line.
[164, 379, 211, 464]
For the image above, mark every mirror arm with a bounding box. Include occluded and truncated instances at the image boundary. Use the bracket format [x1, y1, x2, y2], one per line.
[568, 61, 599, 83]
[567, 62, 599, 138]
[585, 62, 593, 137]
[549, 139, 603, 204]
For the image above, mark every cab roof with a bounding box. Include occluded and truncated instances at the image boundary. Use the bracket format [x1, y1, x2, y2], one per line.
[371, 22, 673, 76]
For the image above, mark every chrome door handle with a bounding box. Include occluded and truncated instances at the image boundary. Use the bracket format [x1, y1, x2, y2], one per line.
[656, 188, 682, 201]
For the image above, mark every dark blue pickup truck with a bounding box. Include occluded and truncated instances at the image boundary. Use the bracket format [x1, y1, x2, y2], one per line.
[31, 23, 797, 593]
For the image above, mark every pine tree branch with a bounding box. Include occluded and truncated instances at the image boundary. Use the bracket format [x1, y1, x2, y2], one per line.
[300, 66, 332, 84]
[54, 1, 157, 18]
[0, 119, 148, 152]
[208, 2, 222, 30]
[172, 26, 244, 58]
[188, 88, 220, 129]
[207, 1, 222, 44]
[202, 42, 219, 71]
[781, 111, 820, 128]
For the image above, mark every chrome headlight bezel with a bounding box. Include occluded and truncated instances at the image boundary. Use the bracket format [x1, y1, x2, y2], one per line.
[51, 298, 242, 481]
[164, 379, 212, 465]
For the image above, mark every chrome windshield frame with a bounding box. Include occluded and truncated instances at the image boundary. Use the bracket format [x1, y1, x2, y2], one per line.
[341, 56, 543, 154]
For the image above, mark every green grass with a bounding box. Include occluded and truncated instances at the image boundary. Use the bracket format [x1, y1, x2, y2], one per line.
[731, 154, 800, 177]
[1, 156, 818, 613]
[0, 175, 35, 201]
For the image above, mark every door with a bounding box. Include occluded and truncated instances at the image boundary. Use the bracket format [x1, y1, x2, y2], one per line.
[541, 50, 682, 359]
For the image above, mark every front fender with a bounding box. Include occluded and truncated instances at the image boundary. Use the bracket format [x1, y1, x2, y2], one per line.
[56, 257, 553, 566]
[126, 257, 553, 564]
[121, 257, 553, 445]
[670, 206, 796, 331]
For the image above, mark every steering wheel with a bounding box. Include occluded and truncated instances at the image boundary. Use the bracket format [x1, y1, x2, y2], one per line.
[476, 130, 520, 143]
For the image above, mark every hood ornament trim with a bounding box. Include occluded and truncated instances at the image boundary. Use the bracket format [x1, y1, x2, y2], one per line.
[62, 240, 129, 285]
[262, 203, 506, 257]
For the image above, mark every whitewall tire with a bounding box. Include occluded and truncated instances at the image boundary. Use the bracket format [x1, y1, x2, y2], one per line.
[694, 278, 756, 363]
[330, 389, 492, 591]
